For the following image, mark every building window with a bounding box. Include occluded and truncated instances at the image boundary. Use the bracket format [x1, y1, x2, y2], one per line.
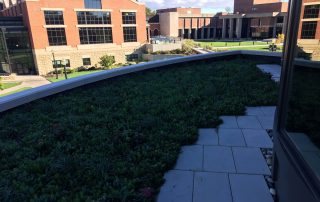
[277, 16, 284, 23]
[123, 27, 137, 42]
[84, 0, 102, 9]
[79, 27, 113, 44]
[122, 12, 136, 24]
[82, 58, 91, 66]
[47, 28, 67, 46]
[44, 11, 64, 25]
[77, 11, 111, 24]
[301, 21, 317, 39]
[126, 54, 139, 62]
[303, 5, 320, 19]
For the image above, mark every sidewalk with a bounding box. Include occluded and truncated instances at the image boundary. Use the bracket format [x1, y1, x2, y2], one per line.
[0, 76, 50, 96]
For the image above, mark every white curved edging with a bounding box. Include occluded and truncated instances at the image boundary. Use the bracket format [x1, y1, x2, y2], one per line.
[0, 51, 281, 113]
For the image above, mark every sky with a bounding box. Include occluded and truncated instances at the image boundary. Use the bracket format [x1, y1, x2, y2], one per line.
[139, 0, 235, 13]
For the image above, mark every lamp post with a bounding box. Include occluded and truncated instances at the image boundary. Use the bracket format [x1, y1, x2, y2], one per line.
[1, 28, 12, 74]
[52, 51, 58, 79]
[61, 59, 68, 80]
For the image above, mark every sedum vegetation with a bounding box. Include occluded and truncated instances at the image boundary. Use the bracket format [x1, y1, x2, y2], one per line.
[0, 58, 278, 201]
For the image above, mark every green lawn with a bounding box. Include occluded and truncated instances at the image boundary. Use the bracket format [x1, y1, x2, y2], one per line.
[47, 70, 104, 82]
[0, 82, 22, 90]
[0, 87, 32, 97]
[195, 40, 269, 47]
[223, 46, 283, 52]
[0, 58, 279, 201]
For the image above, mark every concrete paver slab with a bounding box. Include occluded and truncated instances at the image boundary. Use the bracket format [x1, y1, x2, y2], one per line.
[203, 146, 236, 173]
[174, 145, 203, 171]
[193, 172, 232, 202]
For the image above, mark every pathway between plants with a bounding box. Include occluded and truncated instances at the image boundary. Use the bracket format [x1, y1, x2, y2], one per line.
[157, 106, 276, 202]
[157, 64, 281, 202]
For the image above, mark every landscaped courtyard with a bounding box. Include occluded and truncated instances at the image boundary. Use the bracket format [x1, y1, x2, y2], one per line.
[194, 40, 283, 52]
[0, 58, 279, 201]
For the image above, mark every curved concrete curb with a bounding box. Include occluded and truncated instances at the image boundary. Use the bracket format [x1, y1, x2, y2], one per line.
[0, 51, 281, 113]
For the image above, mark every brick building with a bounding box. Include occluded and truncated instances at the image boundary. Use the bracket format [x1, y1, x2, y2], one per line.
[297, 0, 320, 60]
[298, 0, 319, 39]
[149, 0, 289, 40]
[0, 0, 147, 75]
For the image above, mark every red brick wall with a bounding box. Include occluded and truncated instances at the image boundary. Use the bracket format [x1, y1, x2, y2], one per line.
[184, 18, 191, 29]
[179, 18, 184, 29]
[234, 0, 287, 13]
[250, 17, 274, 27]
[176, 8, 201, 15]
[2, 0, 147, 49]
[317, 21, 320, 39]
[149, 23, 160, 35]
[157, 8, 201, 15]
[298, 0, 320, 39]
[253, 0, 280, 4]
[253, 3, 284, 13]
[234, 0, 254, 13]
[205, 18, 211, 26]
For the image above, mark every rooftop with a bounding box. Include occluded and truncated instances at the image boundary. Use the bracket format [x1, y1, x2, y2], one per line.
[0, 51, 281, 201]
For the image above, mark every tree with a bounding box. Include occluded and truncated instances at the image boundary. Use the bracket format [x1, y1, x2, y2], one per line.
[276, 33, 285, 44]
[99, 55, 115, 70]
[225, 7, 231, 13]
[146, 7, 156, 17]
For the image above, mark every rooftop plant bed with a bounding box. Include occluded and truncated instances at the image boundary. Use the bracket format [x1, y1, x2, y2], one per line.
[0, 58, 279, 201]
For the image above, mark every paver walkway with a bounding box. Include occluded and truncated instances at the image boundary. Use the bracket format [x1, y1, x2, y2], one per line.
[0, 76, 50, 96]
[157, 106, 276, 202]
[257, 64, 281, 82]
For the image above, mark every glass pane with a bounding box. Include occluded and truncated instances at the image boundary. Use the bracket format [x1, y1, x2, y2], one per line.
[285, 0, 320, 177]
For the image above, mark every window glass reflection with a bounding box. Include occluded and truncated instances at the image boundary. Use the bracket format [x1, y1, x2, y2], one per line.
[285, 0, 320, 177]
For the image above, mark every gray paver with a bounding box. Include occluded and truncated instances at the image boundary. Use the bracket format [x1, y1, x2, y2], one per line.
[196, 129, 218, 145]
[229, 174, 273, 202]
[203, 146, 236, 172]
[174, 145, 203, 171]
[257, 115, 274, 130]
[232, 147, 270, 175]
[218, 129, 246, 146]
[219, 116, 238, 128]
[193, 172, 232, 202]
[257, 64, 281, 82]
[246, 107, 264, 116]
[236, 116, 262, 129]
[242, 129, 273, 148]
[260, 106, 276, 117]
[157, 170, 193, 202]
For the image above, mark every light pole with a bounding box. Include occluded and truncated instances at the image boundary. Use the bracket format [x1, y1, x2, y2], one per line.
[1, 28, 12, 74]
[52, 51, 59, 79]
[61, 59, 68, 80]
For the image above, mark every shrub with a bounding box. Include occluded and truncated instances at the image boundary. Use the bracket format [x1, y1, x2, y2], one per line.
[276, 34, 285, 44]
[99, 55, 115, 70]
[182, 39, 196, 54]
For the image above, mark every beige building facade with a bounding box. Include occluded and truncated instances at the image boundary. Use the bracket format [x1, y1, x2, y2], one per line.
[148, 0, 289, 40]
